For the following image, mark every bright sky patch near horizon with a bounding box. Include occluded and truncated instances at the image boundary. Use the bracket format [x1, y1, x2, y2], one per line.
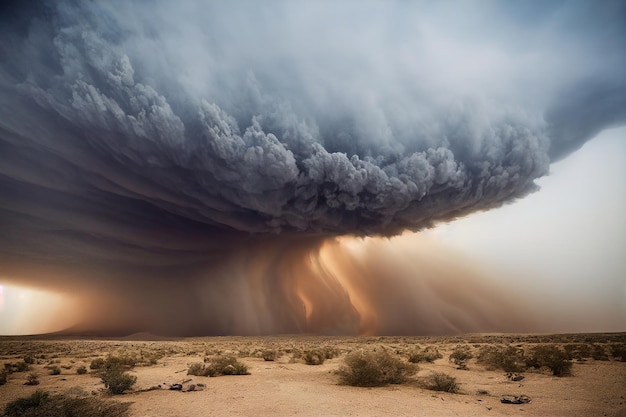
[427, 126, 626, 332]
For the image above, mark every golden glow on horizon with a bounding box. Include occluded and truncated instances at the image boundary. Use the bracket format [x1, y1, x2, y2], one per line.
[0, 282, 80, 335]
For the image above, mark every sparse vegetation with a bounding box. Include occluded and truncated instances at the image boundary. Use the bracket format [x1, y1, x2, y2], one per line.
[0, 369, 8, 385]
[90, 357, 105, 370]
[187, 362, 205, 376]
[477, 345, 527, 372]
[4, 361, 31, 373]
[610, 344, 626, 362]
[3, 390, 49, 416]
[188, 356, 249, 376]
[23, 354, 35, 365]
[564, 343, 592, 361]
[262, 350, 278, 361]
[49, 366, 61, 375]
[337, 350, 416, 387]
[423, 372, 460, 393]
[449, 345, 473, 369]
[408, 346, 442, 363]
[0, 333, 623, 416]
[303, 349, 325, 365]
[25, 373, 39, 386]
[100, 366, 137, 395]
[590, 344, 609, 361]
[526, 345, 572, 376]
[2, 390, 131, 417]
[96, 356, 137, 394]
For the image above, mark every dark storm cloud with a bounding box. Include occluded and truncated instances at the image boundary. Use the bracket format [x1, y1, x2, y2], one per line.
[0, 0, 624, 335]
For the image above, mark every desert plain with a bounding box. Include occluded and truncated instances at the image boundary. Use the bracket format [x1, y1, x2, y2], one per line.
[1, 333, 625, 417]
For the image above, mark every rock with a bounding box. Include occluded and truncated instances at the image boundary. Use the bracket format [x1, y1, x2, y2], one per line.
[501, 395, 531, 404]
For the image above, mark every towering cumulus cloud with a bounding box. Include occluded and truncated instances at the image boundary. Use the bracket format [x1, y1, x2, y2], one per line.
[0, 1, 624, 335]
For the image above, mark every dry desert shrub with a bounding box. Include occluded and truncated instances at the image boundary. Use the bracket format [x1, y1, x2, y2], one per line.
[321, 346, 340, 360]
[564, 343, 592, 361]
[610, 344, 626, 362]
[100, 366, 137, 395]
[188, 356, 249, 376]
[408, 346, 442, 363]
[187, 362, 207, 376]
[2, 390, 131, 417]
[590, 344, 609, 361]
[423, 372, 460, 393]
[477, 345, 527, 373]
[76, 365, 87, 375]
[24, 373, 39, 386]
[0, 369, 8, 385]
[526, 345, 572, 376]
[89, 357, 106, 370]
[262, 350, 278, 361]
[95, 356, 137, 394]
[337, 350, 416, 387]
[4, 361, 31, 373]
[303, 349, 326, 365]
[48, 366, 61, 375]
[449, 345, 473, 369]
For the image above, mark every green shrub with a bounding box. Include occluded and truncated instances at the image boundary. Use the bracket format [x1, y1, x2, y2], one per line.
[337, 350, 416, 387]
[449, 345, 473, 369]
[76, 365, 87, 375]
[408, 346, 442, 363]
[25, 373, 39, 386]
[3, 390, 130, 417]
[424, 372, 459, 393]
[526, 345, 572, 376]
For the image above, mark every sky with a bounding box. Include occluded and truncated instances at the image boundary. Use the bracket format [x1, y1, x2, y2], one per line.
[0, 0, 624, 335]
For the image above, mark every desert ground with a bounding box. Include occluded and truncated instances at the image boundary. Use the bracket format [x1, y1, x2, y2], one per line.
[1, 333, 625, 417]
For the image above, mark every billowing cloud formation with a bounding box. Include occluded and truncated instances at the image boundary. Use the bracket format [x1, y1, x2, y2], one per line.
[0, 0, 624, 335]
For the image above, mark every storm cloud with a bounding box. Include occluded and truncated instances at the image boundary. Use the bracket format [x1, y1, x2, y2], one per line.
[0, 0, 624, 335]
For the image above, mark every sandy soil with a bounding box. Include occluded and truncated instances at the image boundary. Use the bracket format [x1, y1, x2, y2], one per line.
[1, 334, 625, 417]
